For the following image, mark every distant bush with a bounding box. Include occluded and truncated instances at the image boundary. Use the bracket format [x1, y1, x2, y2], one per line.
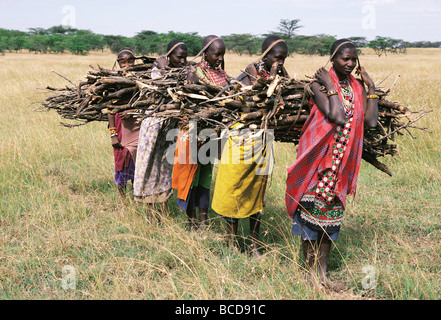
[0, 22, 438, 57]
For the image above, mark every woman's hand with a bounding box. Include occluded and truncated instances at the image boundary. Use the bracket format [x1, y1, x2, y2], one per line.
[118, 110, 132, 120]
[111, 136, 123, 149]
[155, 56, 168, 69]
[314, 67, 334, 89]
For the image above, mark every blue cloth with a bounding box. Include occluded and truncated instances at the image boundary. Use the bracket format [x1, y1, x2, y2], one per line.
[114, 157, 135, 188]
[219, 212, 262, 224]
[292, 212, 339, 241]
[177, 186, 210, 211]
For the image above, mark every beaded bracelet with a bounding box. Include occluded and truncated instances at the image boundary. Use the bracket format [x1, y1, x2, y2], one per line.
[110, 133, 118, 138]
[327, 90, 338, 98]
[367, 94, 379, 99]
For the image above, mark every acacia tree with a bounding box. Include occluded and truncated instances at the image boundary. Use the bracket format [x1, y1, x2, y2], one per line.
[161, 31, 202, 56]
[347, 36, 368, 48]
[104, 35, 134, 54]
[223, 34, 261, 56]
[46, 25, 78, 35]
[272, 19, 303, 39]
[368, 36, 407, 56]
[289, 34, 336, 56]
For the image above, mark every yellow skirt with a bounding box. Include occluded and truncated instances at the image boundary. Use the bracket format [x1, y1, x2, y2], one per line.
[212, 129, 273, 219]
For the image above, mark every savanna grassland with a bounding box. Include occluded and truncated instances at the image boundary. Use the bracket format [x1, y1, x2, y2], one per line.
[0, 48, 440, 300]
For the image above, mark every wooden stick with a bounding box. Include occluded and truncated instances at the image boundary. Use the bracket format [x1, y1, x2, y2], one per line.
[52, 71, 77, 88]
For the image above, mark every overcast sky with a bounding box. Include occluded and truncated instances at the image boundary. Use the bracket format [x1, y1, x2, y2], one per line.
[0, 0, 440, 42]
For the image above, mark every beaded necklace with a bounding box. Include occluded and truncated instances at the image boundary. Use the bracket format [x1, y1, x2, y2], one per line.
[339, 79, 354, 118]
[254, 60, 271, 79]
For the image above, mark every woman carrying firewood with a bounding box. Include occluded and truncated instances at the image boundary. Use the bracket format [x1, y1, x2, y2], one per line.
[172, 35, 230, 229]
[133, 40, 188, 208]
[212, 36, 289, 257]
[285, 39, 379, 291]
[241, 35, 289, 85]
[108, 48, 140, 200]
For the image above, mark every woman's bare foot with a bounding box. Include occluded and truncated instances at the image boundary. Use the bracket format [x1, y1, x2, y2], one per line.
[319, 273, 346, 292]
[198, 210, 208, 230]
[250, 243, 262, 259]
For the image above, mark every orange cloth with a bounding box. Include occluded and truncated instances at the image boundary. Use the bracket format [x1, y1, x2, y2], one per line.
[171, 130, 198, 201]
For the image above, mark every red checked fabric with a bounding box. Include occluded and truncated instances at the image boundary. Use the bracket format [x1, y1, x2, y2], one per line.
[285, 67, 365, 219]
[196, 59, 229, 87]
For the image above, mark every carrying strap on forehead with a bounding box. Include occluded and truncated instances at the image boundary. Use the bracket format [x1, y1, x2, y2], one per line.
[189, 37, 221, 63]
[117, 49, 135, 60]
[113, 49, 136, 70]
[256, 39, 285, 63]
[165, 42, 185, 57]
[325, 40, 361, 69]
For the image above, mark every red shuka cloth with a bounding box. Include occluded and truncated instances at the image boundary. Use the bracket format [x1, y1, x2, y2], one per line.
[285, 67, 365, 217]
[113, 113, 140, 172]
[113, 113, 129, 172]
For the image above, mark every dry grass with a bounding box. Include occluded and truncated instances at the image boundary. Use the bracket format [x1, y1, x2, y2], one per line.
[0, 49, 440, 300]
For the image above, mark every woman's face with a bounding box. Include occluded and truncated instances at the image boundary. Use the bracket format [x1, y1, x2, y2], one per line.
[118, 53, 135, 69]
[204, 41, 226, 68]
[264, 46, 287, 72]
[332, 47, 358, 77]
[169, 47, 188, 68]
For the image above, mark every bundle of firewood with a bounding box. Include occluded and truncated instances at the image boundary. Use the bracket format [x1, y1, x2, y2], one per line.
[42, 57, 158, 125]
[361, 92, 431, 176]
[41, 62, 431, 176]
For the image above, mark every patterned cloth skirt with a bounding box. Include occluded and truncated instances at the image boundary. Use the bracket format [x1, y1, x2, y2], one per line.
[133, 117, 174, 203]
[291, 187, 344, 241]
